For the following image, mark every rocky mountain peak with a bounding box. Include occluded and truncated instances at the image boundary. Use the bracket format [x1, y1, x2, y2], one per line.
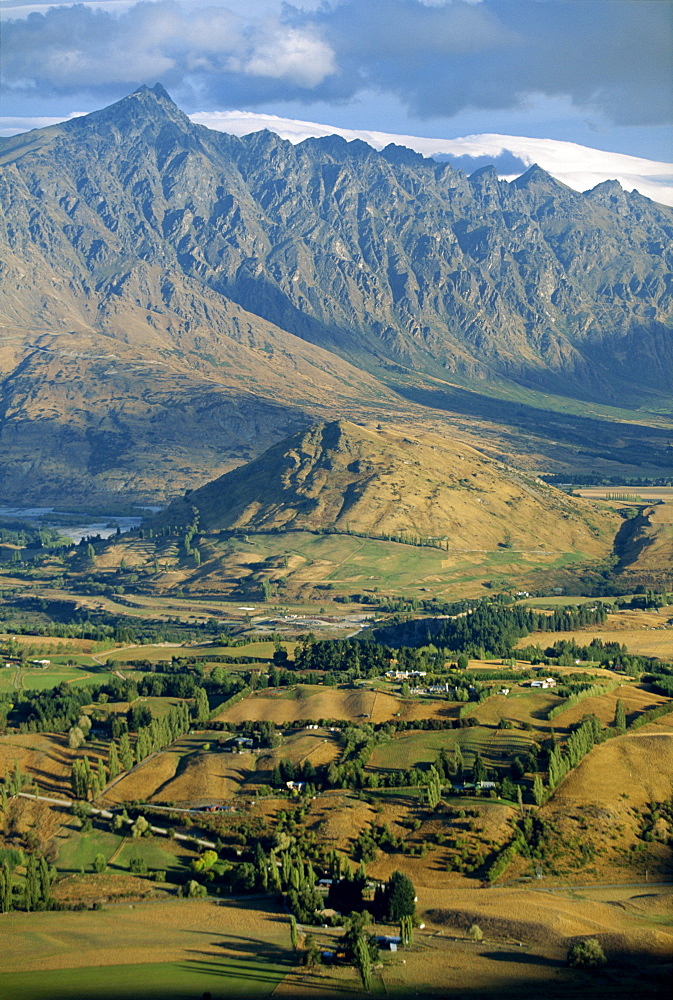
[512, 163, 568, 191]
[66, 81, 191, 136]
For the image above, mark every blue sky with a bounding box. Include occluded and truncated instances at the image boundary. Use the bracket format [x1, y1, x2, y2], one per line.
[1, 0, 672, 161]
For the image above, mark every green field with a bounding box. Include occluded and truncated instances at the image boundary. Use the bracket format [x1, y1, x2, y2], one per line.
[0, 958, 288, 1000]
[366, 727, 535, 773]
[55, 823, 192, 874]
[206, 529, 593, 600]
[0, 661, 115, 691]
[55, 826, 123, 872]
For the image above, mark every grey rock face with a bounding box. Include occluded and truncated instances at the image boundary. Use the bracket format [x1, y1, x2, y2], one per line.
[0, 85, 671, 501]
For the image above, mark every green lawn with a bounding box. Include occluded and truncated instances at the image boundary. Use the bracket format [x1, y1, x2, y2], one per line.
[0, 958, 288, 1000]
[0, 660, 114, 691]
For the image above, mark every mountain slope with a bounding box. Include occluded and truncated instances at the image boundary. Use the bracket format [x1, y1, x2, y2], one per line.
[0, 84, 671, 501]
[152, 419, 618, 554]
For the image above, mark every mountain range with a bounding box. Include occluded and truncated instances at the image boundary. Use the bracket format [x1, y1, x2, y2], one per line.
[0, 84, 671, 504]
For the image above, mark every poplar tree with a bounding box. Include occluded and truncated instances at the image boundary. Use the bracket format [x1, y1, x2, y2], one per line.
[193, 687, 210, 724]
[108, 741, 120, 781]
[119, 732, 134, 771]
[23, 855, 39, 911]
[97, 757, 107, 791]
[533, 773, 545, 806]
[354, 934, 372, 991]
[0, 861, 12, 912]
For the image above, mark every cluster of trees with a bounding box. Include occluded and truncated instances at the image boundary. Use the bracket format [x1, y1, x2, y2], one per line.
[643, 667, 673, 698]
[326, 866, 416, 924]
[71, 756, 107, 799]
[378, 601, 609, 656]
[134, 702, 193, 763]
[519, 636, 665, 675]
[0, 854, 52, 912]
[290, 638, 393, 676]
[547, 715, 602, 791]
[11, 683, 96, 734]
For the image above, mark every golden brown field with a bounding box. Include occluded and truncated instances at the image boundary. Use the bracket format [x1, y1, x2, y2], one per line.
[256, 730, 342, 774]
[0, 897, 288, 974]
[505, 730, 673, 885]
[104, 741, 258, 805]
[551, 683, 670, 728]
[0, 732, 78, 796]
[519, 606, 673, 659]
[215, 685, 400, 725]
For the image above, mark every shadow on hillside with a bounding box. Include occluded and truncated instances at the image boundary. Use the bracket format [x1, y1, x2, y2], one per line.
[391, 381, 673, 470]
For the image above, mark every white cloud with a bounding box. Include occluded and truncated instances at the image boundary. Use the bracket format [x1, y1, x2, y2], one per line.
[188, 109, 673, 206]
[0, 111, 86, 132]
[240, 27, 336, 87]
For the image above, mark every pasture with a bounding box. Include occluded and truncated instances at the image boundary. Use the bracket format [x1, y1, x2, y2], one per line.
[518, 606, 673, 660]
[214, 684, 404, 725]
[162, 527, 611, 602]
[469, 688, 561, 731]
[0, 732, 75, 797]
[256, 728, 342, 776]
[0, 898, 293, 999]
[575, 486, 673, 502]
[103, 732, 259, 805]
[53, 820, 193, 875]
[550, 682, 670, 728]
[365, 726, 535, 774]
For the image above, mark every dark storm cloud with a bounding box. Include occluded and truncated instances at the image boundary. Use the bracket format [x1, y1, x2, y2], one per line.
[2, 0, 671, 126]
[313, 0, 672, 127]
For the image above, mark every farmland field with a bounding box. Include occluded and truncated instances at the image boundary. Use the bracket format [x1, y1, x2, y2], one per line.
[0, 732, 76, 796]
[103, 732, 260, 804]
[517, 607, 673, 659]
[256, 728, 343, 773]
[0, 898, 293, 998]
[575, 487, 673, 502]
[468, 688, 560, 731]
[366, 726, 535, 773]
[550, 682, 670, 728]
[53, 820, 193, 874]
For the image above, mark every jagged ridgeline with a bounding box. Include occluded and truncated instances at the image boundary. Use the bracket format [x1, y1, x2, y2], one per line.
[0, 83, 671, 502]
[149, 420, 617, 553]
